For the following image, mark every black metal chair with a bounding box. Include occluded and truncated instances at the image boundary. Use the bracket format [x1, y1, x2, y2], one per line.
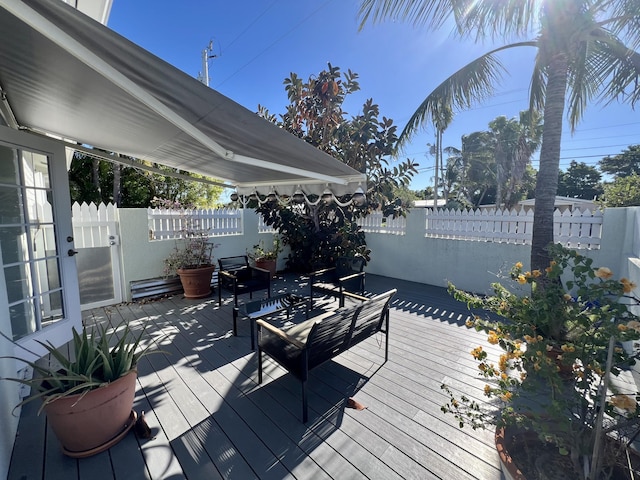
[217, 256, 271, 306]
[308, 256, 366, 310]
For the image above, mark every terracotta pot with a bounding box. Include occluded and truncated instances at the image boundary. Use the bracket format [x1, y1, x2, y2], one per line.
[44, 369, 137, 457]
[495, 426, 527, 480]
[255, 258, 276, 278]
[177, 265, 216, 298]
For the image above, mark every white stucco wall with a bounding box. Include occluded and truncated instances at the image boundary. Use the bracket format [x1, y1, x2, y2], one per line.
[365, 207, 640, 295]
[118, 209, 281, 300]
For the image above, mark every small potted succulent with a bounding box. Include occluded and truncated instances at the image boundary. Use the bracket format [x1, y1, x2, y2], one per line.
[2, 321, 154, 457]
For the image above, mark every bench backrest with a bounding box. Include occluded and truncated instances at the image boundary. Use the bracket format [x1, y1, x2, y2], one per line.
[306, 289, 396, 370]
[218, 256, 249, 272]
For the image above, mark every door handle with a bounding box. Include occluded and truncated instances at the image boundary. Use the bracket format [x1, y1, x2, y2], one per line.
[67, 249, 79, 257]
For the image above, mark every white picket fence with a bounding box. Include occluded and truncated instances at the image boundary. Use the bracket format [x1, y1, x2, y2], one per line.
[148, 207, 243, 240]
[424, 208, 603, 248]
[357, 212, 407, 235]
[72, 202, 118, 248]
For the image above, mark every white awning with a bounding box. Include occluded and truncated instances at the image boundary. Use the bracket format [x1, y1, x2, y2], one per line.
[0, 0, 365, 196]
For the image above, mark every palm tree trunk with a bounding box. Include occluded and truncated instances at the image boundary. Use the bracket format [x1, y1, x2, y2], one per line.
[531, 54, 568, 272]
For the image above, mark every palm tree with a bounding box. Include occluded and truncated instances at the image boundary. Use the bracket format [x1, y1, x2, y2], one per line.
[359, 0, 640, 270]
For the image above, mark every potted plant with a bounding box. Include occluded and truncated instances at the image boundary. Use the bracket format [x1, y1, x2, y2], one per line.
[443, 244, 640, 479]
[158, 199, 218, 298]
[2, 321, 154, 457]
[248, 236, 282, 278]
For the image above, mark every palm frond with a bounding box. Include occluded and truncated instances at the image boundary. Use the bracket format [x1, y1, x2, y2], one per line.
[358, 0, 454, 31]
[586, 30, 640, 108]
[397, 41, 536, 150]
[605, 0, 640, 51]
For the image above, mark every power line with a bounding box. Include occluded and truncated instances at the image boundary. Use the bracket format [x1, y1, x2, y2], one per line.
[215, 0, 336, 89]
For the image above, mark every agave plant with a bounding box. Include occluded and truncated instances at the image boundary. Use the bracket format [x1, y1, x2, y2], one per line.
[3, 321, 154, 413]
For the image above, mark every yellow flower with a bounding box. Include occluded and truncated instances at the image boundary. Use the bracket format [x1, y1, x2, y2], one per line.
[595, 267, 613, 279]
[524, 335, 536, 343]
[465, 319, 475, 328]
[627, 321, 640, 333]
[487, 331, 499, 345]
[532, 270, 542, 278]
[515, 262, 523, 269]
[451, 399, 459, 408]
[470, 346, 484, 359]
[620, 278, 637, 293]
[610, 394, 637, 412]
[484, 384, 491, 395]
[517, 274, 527, 284]
[561, 344, 575, 353]
[499, 354, 508, 372]
[520, 372, 527, 381]
[500, 391, 513, 402]
[501, 372, 508, 380]
[618, 324, 628, 331]
[563, 294, 572, 301]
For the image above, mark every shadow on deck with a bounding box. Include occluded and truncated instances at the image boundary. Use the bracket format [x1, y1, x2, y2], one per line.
[8, 274, 504, 480]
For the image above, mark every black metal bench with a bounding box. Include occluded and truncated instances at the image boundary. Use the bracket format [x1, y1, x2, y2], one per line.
[217, 255, 271, 306]
[257, 288, 396, 422]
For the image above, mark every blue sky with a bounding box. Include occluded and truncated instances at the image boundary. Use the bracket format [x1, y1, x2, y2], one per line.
[108, 0, 639, 192]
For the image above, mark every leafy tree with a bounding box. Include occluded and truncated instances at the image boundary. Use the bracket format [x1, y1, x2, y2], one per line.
[599, 144, 640, 178]
[69, 153, 223, 208]
[557, 160, 603, 200]
[359, 0, 640, 271]
[602, 174, 640, 207]
[256, 64, 418, 271]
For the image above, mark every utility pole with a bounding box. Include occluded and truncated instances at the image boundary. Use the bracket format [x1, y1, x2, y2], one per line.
[198, 41, 216, 87]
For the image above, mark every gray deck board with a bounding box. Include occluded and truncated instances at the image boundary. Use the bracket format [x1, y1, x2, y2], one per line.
[8, 274, 506, 480]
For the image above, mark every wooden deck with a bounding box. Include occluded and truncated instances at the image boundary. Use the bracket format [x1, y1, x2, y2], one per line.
[8, 274, 506, 480]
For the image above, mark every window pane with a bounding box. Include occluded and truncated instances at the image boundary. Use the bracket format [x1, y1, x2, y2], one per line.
[40, 290, 63, 326]
[5, 264, 32, 303]
[34, 258, 61, 295]
[22, 151, 51, 189]
[31, 225, 57, 261]
[0, 186, 24, 223]
[10, 300, 36, 340]
[0, 145, 19, 184]
[0, 226, 29, 264]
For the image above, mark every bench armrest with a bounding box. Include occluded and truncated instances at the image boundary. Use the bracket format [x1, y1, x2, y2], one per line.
[310, 266, 336, 278]
[219, 270, 239, 280]
[338, 271, 365, 283]
[250, 265, 270, 275]
[257, 319, 305, 350]
[342, 291, 368, 302]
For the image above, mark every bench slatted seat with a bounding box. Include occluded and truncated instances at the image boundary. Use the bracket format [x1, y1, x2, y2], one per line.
[257, 288, 396, 422]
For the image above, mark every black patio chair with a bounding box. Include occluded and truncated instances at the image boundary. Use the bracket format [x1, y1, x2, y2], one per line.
[308, 256, 366, 311]
[217, 255, 271, 306]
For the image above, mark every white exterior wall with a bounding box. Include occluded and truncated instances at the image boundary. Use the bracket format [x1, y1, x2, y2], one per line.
[118, 209, 282, 300]
[365, 207, 640, 295]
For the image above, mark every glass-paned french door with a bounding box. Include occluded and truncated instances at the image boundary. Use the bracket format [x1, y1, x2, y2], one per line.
[0, 126, 80, 361]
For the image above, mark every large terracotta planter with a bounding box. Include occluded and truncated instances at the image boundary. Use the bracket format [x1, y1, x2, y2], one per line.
[44, 369, 137, 457]
[177, 265, 216, 298]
